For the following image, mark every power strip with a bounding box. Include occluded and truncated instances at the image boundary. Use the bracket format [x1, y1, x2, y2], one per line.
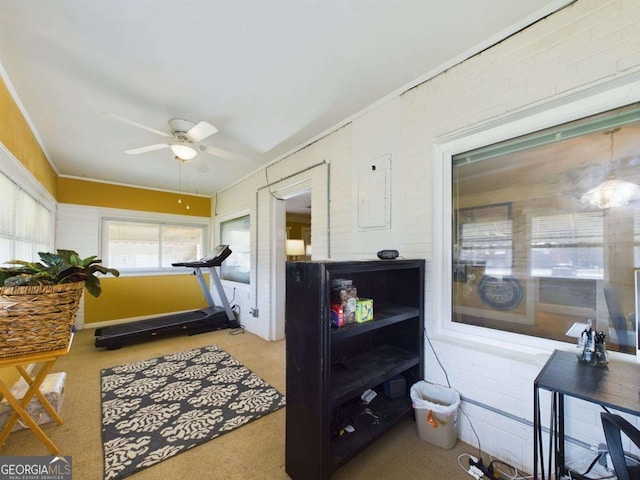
[467, 465, 484, 479]
[468, 457, 500, 480]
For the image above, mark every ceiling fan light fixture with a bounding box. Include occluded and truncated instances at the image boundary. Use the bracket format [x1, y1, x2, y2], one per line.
[581, 178, 640, 209]
[170, 144, 197, 160]
[581, 127, 640, 209]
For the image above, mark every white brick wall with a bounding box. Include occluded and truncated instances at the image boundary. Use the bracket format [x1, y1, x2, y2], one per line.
[216, 0, 640, 473]
[56, 204, 101, 328]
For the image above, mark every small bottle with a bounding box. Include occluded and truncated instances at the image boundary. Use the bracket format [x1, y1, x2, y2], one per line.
[576, 321, 593, 364]
[593, 331, 609, 366]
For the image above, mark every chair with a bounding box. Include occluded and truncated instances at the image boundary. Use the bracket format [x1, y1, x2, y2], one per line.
[600, 412, 640, 480]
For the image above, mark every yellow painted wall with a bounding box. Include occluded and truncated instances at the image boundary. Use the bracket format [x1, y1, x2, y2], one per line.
[287, 221, 310, 240]
[0, 77, 57, 197]
[58, 177, 210, 217]
[85, 275, 210, 323]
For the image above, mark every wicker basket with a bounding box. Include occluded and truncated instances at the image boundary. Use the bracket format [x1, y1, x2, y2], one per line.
[0, 281, 84, 358]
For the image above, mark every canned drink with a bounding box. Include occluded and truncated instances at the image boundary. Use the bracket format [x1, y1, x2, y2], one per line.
[331, 304, 344, 327]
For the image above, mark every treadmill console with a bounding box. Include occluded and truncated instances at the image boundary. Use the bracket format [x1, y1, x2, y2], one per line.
[172, 245, 232, 268]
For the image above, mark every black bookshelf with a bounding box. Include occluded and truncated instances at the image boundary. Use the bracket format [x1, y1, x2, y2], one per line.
[285, 259, 425, 479]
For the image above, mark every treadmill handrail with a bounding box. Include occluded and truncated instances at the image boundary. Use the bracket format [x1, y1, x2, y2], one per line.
[172, 259, 224, 268]
[172, 245, 232, 268]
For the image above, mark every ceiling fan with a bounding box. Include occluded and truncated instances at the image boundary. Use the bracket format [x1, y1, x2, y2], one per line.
[109, 114, 243, 162]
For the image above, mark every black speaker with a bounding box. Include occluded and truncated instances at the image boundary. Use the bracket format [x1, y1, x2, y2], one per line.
[384, 374, 406, 399]
[377, 249, 399, 260]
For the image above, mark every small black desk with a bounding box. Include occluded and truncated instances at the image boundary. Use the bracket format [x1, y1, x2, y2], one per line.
[533, 349, 640, 479]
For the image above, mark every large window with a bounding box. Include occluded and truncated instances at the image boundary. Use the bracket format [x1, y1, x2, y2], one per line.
[104, 219, 206, 273]
[452, 103, 640, 354]
[220, 215, 250, 284]
[0, 171, 53, 263]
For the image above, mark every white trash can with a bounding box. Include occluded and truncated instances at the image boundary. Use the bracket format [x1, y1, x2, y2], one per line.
[410, 381, 460, 449]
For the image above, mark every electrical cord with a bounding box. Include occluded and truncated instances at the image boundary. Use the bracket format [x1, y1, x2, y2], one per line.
[567, 469, 616, 480]
[424, 328, 481, 460]
[489, 458, 534, 480]
[626, 453, 640, 466]
[459, 406, 482, 460]
[229, 304, 245, 335]
[425, 327, 559, 480]
[424, 329, 451, 387]
[229, 325, 245, 335]
[264, 164, 283, 200]
[581, 452, 604, 476]
[457, 453, 478, 475]
[563, 449, 617, 480]
[459, 453, 533, 480]
[425, 328, 542, 480]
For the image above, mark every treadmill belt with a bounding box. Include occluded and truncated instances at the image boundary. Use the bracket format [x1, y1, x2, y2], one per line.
[94, 308, 231, 349]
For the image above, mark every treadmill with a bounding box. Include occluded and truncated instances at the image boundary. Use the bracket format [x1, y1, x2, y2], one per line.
[95, 245, 239, 349]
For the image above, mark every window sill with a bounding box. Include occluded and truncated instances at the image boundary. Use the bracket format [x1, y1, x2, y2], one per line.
[430, 323, 638, 367]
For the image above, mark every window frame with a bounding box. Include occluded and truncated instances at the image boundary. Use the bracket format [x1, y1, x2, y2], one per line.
[216, 210, 251, 287]
[101, 213, 210, 276]
[432, 78, 640, 356]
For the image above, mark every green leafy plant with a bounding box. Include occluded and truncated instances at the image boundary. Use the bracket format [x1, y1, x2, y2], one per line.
[0, 249, 120, 297]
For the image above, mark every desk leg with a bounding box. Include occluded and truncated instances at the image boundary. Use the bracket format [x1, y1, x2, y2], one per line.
[548, 392, 567, 479]
[558, 393, 565, 477]
[543, 392, 555, 479]
[533, 383, 543, 480]
[0, 361, 61, 455]
[551, 393, 557, 479]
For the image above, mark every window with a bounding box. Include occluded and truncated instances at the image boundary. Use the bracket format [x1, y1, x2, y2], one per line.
[456, 203, 512, 276]
[220, 215, 250, 284]
[104, 219, 206, 272]
[530, 212, 604, 279]
[451, 102, 640, 354]
[0, 170, 53, 263]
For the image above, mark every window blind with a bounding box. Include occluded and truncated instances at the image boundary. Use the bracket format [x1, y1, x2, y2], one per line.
[0, 170, 53, 263]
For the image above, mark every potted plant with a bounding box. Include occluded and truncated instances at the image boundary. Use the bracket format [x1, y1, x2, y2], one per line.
[0, 249, 119, 297]
[0, 250, 119, 357]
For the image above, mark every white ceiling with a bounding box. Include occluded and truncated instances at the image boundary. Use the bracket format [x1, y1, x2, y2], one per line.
[0, 0, 571, 197]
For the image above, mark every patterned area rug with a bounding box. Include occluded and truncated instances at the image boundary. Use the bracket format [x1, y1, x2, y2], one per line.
[100, 345, 286, 480]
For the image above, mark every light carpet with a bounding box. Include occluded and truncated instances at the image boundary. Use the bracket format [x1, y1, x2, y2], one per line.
[100, 344, 286, 480]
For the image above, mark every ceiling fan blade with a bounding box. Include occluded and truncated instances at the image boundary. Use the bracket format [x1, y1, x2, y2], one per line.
[186, 121, 218, 142]
[107, 113, 173, 138]
[125, 144, 170, 155]
[199, 144, 246, 162]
